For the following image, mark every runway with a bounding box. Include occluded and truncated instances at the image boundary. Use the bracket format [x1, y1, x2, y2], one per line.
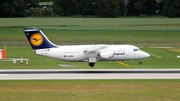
[0, 69, 180, 80]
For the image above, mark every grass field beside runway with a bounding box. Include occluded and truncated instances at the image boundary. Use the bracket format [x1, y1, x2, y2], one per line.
[0, 18, 180, 47]
[1, 28, 180, 47]
[0, 18, 180, 31]
[0, 47, 179, 69]
[0, 80, 180, 101]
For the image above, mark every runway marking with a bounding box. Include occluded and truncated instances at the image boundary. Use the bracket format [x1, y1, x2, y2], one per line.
[0, 69, 180, 80]
[0, 74, 8, 76]
[0, 69, 180, 74]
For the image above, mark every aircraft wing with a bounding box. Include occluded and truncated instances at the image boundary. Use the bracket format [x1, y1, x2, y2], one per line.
[84, 44, 107, 53]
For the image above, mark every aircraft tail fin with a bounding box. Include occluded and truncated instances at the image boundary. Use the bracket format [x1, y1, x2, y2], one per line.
[23, 28, 57, 50]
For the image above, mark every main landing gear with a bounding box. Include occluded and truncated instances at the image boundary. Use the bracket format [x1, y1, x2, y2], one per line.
[89, 63, 95, 67]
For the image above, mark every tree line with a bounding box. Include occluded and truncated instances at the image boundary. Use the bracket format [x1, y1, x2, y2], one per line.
[0, 0, 179, 18]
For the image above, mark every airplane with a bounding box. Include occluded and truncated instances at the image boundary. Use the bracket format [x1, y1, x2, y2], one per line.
[23, 28, 150, 67]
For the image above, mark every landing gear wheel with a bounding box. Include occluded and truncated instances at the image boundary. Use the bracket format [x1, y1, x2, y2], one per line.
[139, 61, 142, 65]
[89, 63, 95, 67]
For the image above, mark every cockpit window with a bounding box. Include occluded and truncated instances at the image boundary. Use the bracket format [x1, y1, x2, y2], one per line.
[133, 48, 141, 52]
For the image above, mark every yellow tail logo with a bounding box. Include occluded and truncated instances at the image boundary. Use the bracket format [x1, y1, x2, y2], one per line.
[30, 33, 43, 46]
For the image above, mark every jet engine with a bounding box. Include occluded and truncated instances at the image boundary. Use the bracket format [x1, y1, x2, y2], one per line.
[97, 51, 114, 58]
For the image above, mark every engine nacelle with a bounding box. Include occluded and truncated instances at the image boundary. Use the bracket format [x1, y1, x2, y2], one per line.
[97, 51, 114, 58]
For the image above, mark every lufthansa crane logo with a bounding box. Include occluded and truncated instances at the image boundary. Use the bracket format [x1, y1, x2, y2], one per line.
[30, 33, 43, 46]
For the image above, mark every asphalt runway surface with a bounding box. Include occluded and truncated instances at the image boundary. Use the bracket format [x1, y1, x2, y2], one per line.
[0, 69, 180, 80]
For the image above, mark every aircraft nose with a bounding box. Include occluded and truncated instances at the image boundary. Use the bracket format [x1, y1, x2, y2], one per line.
[143, 52, 150, 58]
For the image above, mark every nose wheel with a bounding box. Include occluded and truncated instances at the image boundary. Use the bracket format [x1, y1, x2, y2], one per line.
[139, 61, 142, 65]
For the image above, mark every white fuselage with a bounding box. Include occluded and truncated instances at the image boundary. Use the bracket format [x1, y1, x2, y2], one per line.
[35, 45, 150, 62]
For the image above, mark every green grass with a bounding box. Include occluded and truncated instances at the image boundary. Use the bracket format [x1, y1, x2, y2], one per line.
[0, 18, 179, 31]
[0, 28, 180, 47]
[0, 18, 180, 47]
[0, 47, 179, 69]
[0, 80, 180, 101]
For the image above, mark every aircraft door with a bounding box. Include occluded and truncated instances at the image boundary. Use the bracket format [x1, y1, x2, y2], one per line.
[58, 49, 64, 59]
[125, 48, 130, 56]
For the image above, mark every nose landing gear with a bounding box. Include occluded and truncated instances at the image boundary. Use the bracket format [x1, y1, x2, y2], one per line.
[139, 61, 142, 65]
